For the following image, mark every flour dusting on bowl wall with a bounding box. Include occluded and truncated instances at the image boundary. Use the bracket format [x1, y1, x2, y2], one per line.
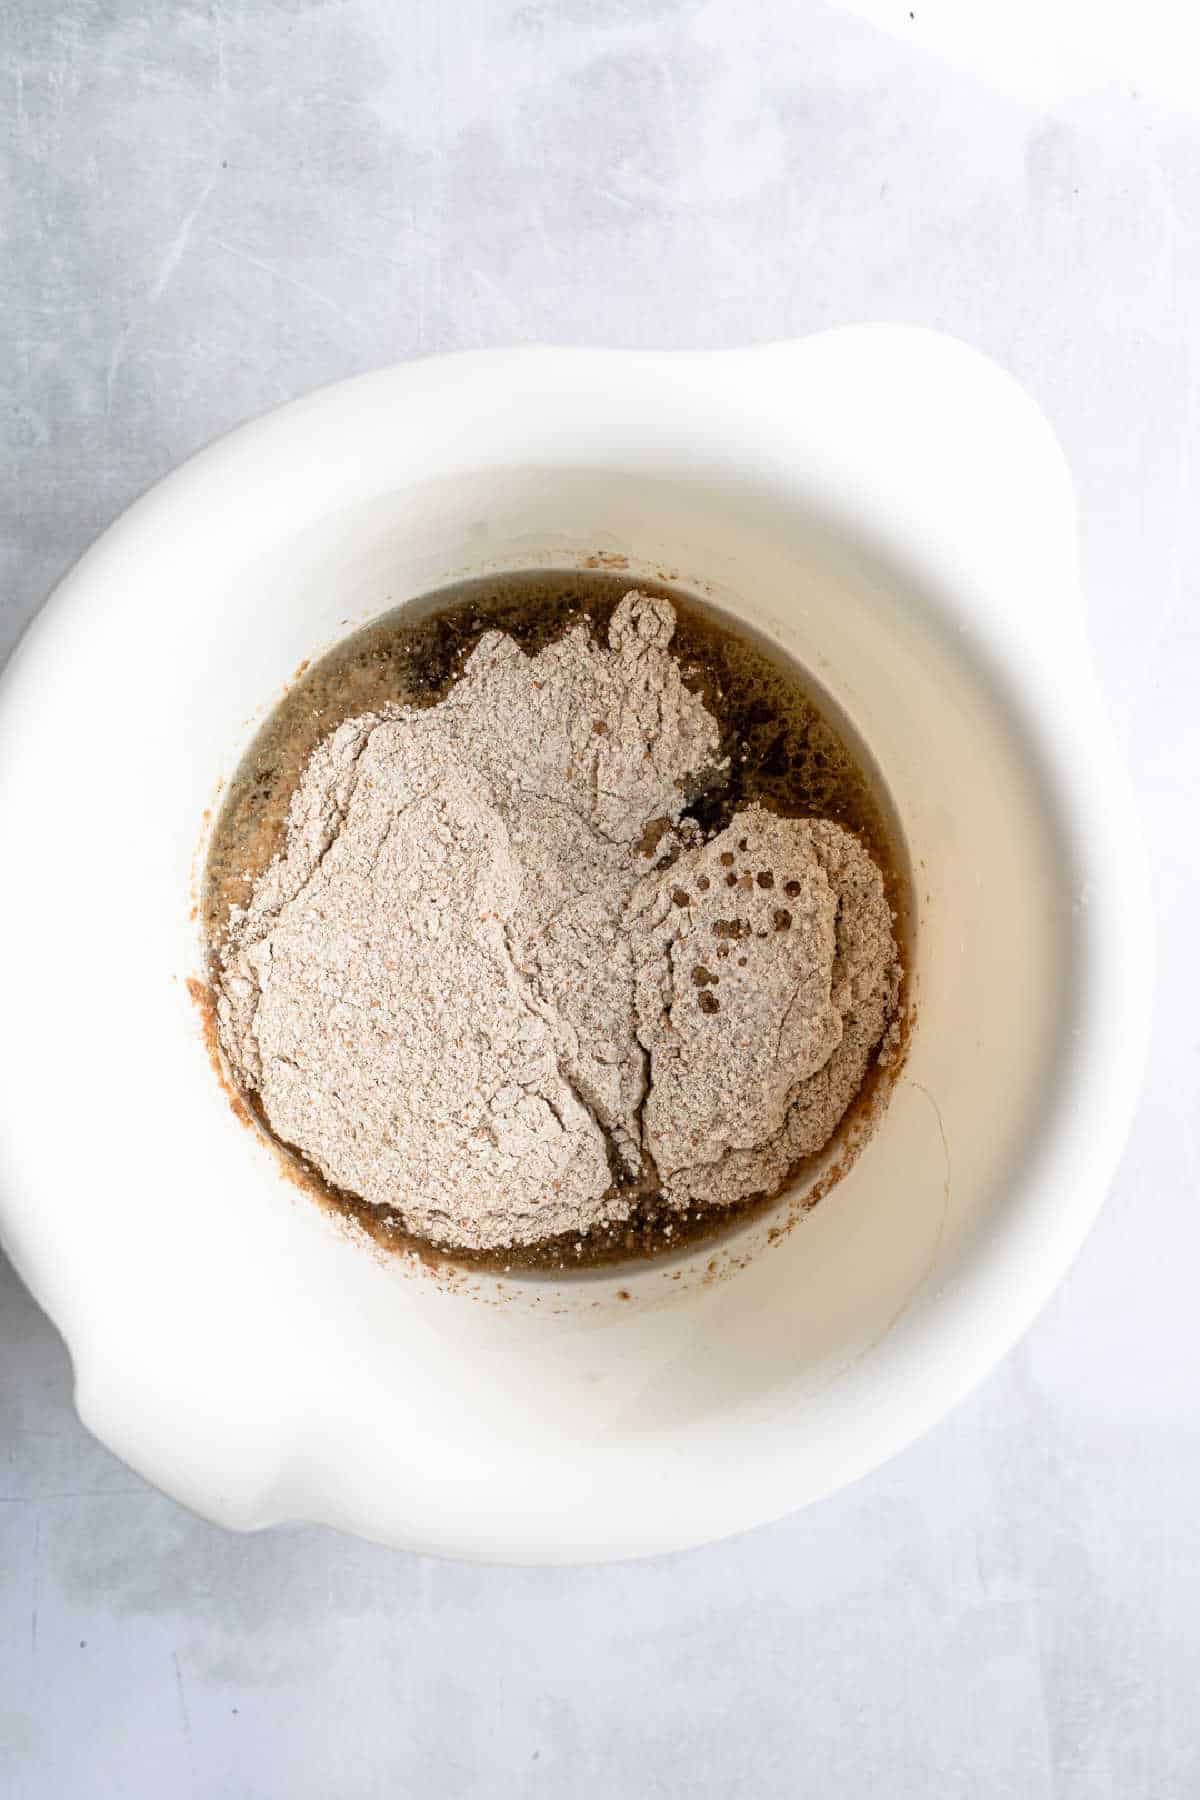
[0, 330, 1151, 1562]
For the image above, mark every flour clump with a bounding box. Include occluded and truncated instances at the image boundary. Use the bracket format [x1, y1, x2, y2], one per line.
[215, 592, 899, 1252]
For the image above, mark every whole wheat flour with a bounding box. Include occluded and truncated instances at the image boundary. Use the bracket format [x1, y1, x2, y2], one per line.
[216, 592, 899, 1251]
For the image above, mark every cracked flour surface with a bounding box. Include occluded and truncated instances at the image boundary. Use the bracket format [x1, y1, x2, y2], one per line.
[216, 592, 899, 1251]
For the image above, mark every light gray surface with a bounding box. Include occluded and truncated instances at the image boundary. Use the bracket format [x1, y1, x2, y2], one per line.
[2, 3, 1198, 1795]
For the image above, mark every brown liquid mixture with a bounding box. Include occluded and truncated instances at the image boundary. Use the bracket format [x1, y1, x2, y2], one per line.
[203, 570, 909, 1272]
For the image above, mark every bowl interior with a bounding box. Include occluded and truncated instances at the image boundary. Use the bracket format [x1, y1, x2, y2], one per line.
[0, 419, 1081, 1558]
[153, 467, 1068, 1543]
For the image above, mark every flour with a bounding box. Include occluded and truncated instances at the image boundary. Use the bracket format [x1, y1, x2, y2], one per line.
[216, 592, 899, 1251]
[629, 805, 900, 1210]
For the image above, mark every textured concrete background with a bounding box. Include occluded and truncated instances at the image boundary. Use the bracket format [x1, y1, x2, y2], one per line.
[2, 3, 1198, 1795]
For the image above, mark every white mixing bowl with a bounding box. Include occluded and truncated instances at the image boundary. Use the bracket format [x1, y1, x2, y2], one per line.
[0, 328, 1151, 1562]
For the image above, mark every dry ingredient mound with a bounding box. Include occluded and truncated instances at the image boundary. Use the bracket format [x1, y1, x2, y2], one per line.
[215, 592, 900, 1252]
